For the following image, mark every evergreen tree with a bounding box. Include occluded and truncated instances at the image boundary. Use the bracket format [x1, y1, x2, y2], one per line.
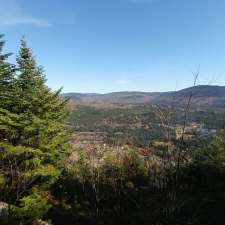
[14, 37, 70, 156]
[0, 37, 69, 223]
[0, 34, 16, 110]
[0, 34, 17, 143]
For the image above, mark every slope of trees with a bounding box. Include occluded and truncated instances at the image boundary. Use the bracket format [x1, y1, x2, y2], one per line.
[49, 136, 225, 225]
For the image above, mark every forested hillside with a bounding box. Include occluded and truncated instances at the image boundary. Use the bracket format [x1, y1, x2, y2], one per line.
[1, 35, 225, 225]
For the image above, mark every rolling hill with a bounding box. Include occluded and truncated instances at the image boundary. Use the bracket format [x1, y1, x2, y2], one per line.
[62, 85, 225, 108]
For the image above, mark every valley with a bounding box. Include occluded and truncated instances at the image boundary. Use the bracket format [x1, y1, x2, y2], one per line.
[65, 86, 225, 148]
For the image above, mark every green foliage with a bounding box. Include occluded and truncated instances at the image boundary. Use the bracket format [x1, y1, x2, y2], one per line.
[0, 35, 69, 222]
[194, 132, 225, 167]
[13, 189, 51, 220]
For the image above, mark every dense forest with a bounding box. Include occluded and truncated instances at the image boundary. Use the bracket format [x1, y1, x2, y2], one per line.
[0, 35, 225, 225]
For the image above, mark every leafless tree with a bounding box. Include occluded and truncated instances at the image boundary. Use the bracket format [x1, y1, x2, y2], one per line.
[176, 70, 199, 173]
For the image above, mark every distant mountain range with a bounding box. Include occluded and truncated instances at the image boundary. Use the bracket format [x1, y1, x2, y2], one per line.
[62, 85, 225, 108]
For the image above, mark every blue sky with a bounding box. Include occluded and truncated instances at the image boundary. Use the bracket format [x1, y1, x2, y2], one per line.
[1, 0, 225, 93]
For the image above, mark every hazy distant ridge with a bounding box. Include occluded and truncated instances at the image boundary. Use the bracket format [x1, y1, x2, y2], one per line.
[62, 85, 225, 108]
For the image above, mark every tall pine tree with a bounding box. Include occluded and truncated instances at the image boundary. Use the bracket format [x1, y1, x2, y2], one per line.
[0, 37, 70, 222]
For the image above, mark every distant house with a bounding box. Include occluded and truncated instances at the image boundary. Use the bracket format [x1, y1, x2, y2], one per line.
[175, 122, 216, 140]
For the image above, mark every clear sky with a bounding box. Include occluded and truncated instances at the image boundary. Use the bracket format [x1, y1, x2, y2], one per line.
[0, 0, 225, 93]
